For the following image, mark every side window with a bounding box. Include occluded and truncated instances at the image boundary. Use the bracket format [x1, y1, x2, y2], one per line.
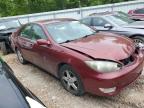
[20, 25, 32, 39]
[134, 9, 144, 14]
[31, 25, 47, 41]
[80, 18, 91, 26]
[92, 17, 108, 26]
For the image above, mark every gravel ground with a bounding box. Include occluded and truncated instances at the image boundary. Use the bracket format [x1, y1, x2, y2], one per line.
[2, 54, 144, 108]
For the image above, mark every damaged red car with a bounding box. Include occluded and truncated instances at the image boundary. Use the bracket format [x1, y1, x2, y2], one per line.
[10, 19, 144, 96]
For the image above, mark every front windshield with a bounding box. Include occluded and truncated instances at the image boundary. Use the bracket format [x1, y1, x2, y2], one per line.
[46, 21, 95, 43]
[0, 20, 20, 30]
[106, 14, 134, 26]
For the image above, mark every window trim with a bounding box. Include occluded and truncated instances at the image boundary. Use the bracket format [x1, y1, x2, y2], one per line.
[134, 8, 144, 14]
[80, 17, 92, 26]
[92, 17, 109, 27]
[20, 23, 48, 41]
[31, 23, 48, 41]
[20, 24, 33, 40]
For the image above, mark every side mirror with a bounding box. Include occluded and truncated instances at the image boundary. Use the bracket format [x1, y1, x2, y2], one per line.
[37, 39, 51, 46]
[104, 24, 113, 30]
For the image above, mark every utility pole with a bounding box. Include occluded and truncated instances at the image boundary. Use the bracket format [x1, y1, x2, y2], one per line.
[61, 0, 65, 9]
[111, 0, 114, 12]
[78, 0, 83, 18]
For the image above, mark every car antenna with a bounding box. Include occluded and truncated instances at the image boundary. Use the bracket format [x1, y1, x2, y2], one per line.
[17, 19, 22, 26]
[28, 15, 30, 23]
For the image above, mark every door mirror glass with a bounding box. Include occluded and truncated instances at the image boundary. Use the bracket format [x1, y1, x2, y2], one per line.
[104, 24, 113, 29]
[37, 39, 51, 46]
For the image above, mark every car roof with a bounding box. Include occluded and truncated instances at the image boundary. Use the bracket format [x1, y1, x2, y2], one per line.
[89, 11, 121, 17]
[133, 7, 144, 11]
[36, 18, 77, 25]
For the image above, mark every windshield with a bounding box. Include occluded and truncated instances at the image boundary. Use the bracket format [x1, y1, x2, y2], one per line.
[46, 21, 95, 43]
[0, 20, 21, 30]
[106, 14, 134, 26]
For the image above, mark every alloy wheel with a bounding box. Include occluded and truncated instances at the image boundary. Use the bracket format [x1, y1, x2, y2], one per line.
[133, 38, 144, 49]
[61, 70, 78, 93]
[59, 65, 84, 96]
[17, 50, 24, 63]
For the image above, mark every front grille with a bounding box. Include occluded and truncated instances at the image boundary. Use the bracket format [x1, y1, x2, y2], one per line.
[119, 55, 134, 66]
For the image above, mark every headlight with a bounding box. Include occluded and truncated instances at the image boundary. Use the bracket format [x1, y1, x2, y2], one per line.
[85, 60, 122, 73]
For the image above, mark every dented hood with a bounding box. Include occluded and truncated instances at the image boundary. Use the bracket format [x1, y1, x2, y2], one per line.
[61, 33, 135, 61]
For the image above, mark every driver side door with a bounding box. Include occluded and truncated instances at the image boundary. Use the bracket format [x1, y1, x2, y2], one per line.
[29, 24, 48, 69]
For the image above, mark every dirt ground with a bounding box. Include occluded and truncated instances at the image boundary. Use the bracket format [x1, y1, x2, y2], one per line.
[2, 54, 144, 108]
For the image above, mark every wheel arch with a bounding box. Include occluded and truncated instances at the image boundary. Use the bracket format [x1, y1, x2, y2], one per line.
[57, 62, 69, 78]
[129, 34, 144, 39]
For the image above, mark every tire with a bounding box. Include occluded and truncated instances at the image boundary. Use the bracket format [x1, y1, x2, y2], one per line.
[16, 49, 27, 64]
[132, 36, 144, 48]
[59, 64, 84, 96]
[0, 42, 8, 55]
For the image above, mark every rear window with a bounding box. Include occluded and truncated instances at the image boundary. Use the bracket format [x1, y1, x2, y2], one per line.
[135, 9, 144, 14]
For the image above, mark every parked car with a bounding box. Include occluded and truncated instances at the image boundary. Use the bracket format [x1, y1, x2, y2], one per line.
[89, 11, 136, 23]
[80, 11, 144, 48]
[89, 11, 132, 20]
[11, 19, 144, 96]
[128, 8, 144, 21]
[0, 57, 46, 108]
[0, 19, 21, 55]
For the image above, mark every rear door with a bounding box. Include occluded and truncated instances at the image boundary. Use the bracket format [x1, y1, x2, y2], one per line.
[17, 24, 35, 63]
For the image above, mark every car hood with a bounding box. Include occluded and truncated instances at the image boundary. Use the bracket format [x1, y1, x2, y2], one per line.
[0, 28, 18, 34]
[61, 32, 135, 61]
[123, 21, 144, 29]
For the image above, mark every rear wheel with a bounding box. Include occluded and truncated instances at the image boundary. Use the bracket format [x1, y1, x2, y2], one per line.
[59, 65, 84, 96]
[16, 49, 27, 64]
[132, 36, 144, 49]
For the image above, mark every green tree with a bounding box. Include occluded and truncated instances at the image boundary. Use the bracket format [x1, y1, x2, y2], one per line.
[12, 0, 28, 15]
[0, 0, 13, 16]
[0, 0, 133, 17]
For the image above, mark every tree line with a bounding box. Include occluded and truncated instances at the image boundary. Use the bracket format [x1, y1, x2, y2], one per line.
[0, 0, 132, 17]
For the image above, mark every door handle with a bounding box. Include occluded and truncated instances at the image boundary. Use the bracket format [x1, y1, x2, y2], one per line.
[30, 43, 34, 46]
[21, 43, 34, 49]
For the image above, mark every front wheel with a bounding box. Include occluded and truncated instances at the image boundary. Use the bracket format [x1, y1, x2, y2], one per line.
[16, 49, 27, 64]
[59, 65, 84, 96]
[132, 36, 144, 49]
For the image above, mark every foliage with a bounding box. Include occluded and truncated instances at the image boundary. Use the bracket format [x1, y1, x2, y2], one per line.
[0, 0, 132, 17]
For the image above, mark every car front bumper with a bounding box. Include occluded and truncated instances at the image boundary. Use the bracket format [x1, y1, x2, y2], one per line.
[79, 52, 144, 96]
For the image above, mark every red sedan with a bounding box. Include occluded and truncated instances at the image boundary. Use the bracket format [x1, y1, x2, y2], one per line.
[11, 19, 144, 96]
[128, 8, 144, 21]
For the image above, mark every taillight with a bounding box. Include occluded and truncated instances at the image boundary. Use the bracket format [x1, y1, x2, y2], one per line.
[128, 10, 133, 14]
